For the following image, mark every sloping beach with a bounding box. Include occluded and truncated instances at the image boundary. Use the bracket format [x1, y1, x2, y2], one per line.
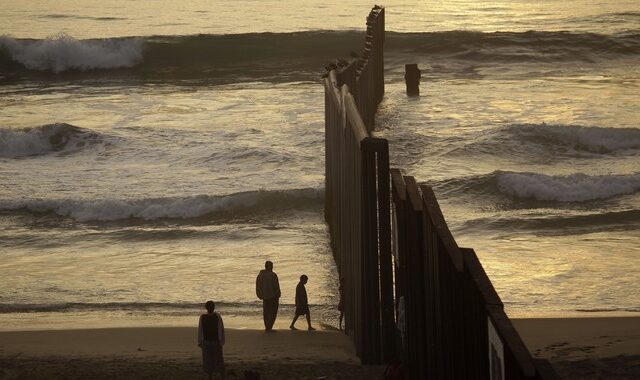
[1, 317, 638, 379]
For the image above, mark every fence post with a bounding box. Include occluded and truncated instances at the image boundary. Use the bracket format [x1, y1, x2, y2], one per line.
[404, 177, 427, 380]
[372, 138, 394, 362]
[360, 137, 381, 364]
[391, 168, 408, 360]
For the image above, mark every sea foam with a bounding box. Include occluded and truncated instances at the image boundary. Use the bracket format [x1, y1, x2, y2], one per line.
[0, 123, 104, 158]
[0, 34, 142, 72]
[496, 171, 640, 202]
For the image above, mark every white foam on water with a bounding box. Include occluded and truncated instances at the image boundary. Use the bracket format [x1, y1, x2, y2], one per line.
[0, 123, 102, 158]
[496, 171, 640, 202]
[0, 34, 142, 72]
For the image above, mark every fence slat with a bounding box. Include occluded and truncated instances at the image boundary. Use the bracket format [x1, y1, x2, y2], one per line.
[373, 139, 395, 362]
[403, 177, 427, 379]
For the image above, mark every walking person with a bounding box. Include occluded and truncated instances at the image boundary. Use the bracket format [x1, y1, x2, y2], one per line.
[198, 300, 225, 380]
[289, 275, 315, 331]
[256, 260, 281, 331]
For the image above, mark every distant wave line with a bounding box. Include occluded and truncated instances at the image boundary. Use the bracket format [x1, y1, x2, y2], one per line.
[1, 30, 638, 75]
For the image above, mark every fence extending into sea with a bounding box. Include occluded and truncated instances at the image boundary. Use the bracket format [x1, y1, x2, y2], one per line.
[322, 6, 559, 379]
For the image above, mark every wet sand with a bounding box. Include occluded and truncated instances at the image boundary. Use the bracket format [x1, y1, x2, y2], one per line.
[0, 317, 638, 379]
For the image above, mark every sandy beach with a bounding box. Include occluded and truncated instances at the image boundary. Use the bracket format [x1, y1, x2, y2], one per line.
[514, 317, 640, 379]
[0, 317, 638, 379]
[0, 325, 384, 380]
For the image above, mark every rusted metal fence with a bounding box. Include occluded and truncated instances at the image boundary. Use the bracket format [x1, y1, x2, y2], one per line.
[323, 5, 558, 379]
[391, 171, 559, 379]
[323, 67, 394, 364]
[323, 6, 393, 365]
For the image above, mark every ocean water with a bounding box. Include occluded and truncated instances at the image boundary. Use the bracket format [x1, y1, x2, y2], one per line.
[1, 1, 639, 330]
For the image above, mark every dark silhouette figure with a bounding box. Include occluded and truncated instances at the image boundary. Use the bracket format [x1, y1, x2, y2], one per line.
[338, 277, 345, 330]
[289, 275, 315, 330]
[256, 260, 281, 331]
[198, 300, 225, 380]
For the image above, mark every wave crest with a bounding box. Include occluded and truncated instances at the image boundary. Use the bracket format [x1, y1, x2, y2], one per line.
[496, 171, 640, 202]
[0, 188, 324, 222]
[435, 171, 640, 202]
[1, 30, 638, 76]
[387, 30, 640, 61]
[453, 124, 640, 159]
[0, 123, 106, 158]
[0, 33, 142, 72]
[505, 124, 640, 155]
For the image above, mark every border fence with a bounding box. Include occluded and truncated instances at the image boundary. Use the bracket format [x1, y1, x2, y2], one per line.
[323, 5, 559, 379]
[322, 6, 393, 362]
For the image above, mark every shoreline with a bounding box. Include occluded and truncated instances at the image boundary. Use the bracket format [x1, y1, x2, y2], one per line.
[1, 317, 638, 379]
[2, 308, 639, 332]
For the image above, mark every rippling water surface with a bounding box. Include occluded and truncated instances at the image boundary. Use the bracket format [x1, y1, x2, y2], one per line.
[1, 0, 639, 329]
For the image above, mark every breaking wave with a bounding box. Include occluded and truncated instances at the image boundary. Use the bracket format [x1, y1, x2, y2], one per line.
[496, 172, 640, 202]
[1, 30, 638, 76]
[436, 171, 640, 202]
[0, 123, 108, 158]
[0, 188, 324, 222]
[0, 33, 142, 72]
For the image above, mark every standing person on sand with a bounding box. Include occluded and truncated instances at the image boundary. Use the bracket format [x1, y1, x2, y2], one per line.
[289, 274, 315, 331]
[198, 300, 225, 380]
[256, 260, 281, 331]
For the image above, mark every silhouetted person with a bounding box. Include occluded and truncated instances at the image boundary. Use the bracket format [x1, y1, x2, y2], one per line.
[338, 277, 345, 330]
[256, 260, 280, 331]
[198, 300, 225, 380]
[290, 275, 315, 330]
